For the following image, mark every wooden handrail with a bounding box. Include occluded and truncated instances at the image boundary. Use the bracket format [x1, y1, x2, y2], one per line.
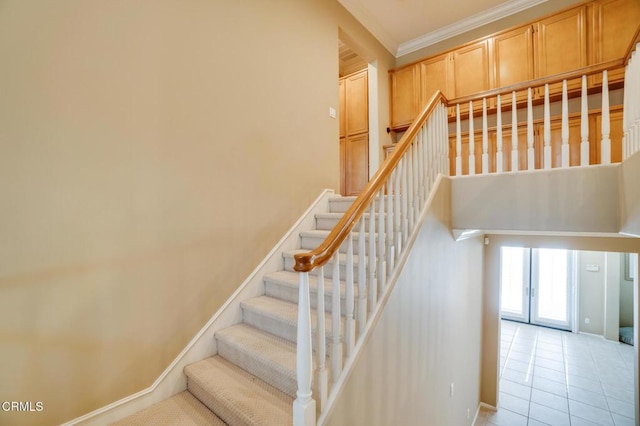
[448, 59, 624, 106]
[293, 91, 447, 272]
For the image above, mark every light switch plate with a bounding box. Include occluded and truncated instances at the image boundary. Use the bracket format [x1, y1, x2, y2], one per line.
[329, 107, 336, 118]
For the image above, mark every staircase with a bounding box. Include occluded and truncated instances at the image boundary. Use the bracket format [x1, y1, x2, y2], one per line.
[114, 196, 358, 426]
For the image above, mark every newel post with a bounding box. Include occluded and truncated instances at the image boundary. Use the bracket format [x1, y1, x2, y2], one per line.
[293, 272, 316, 426]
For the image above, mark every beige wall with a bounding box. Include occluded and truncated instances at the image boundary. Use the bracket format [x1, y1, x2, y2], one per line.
[0, 1, 394, 424]
[578, 251, 607, 334]
[395, 0, 585, 66]
[621, 150, 640, 236]
[324, 179, 484, 426]
[452, 165, 620, 234]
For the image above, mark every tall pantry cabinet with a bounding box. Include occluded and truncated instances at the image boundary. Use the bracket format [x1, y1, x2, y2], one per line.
[339, 69, 369, 196]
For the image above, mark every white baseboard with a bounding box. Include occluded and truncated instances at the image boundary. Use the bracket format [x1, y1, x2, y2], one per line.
[472, 402, 497, 426]
[62, 189, 335, 425]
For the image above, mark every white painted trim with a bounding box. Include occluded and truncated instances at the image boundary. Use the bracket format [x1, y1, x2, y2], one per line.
[367, 61, 380, 179]
[473, 402, 497, 425]
[396, 0, 548, 57]
[63, 189, 335, 426]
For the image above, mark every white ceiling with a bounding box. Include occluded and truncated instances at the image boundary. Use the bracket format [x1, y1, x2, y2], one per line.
[338, 0, 549, 57]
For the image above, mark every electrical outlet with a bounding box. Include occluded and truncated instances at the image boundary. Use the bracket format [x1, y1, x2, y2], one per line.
[585, 317, 590, 324]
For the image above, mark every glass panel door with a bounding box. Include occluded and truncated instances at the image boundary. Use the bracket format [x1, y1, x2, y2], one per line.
[531, 248, 573, 330]
[500, 247, 530, 322]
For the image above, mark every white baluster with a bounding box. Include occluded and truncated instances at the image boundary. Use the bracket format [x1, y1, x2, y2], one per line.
[456, 104, 462, 176]
[511, 91, 519, 172]
[601, 70, 611, 164]
[407, 147, 414, 233]
[413, 142, 419, 218]
[418, 128, 427, 203]
[561, 80, 569, 168]
[469, 101, 475, 175]
[581, 75, 590, 166]
[331, 252, 342, 383]
[623, 61, 630, 160]
[345, 233, 354, 356]
[357, 217, 366, 337]
[386, 173, 394, 278]
[394, 161, 402, 259]
[315, 267, 327, 409]
[368, 202, 377, 309]
[496, 94, 503, 173]
[527, 87, 534, 171]
[482, 98, 489, 174]
[377, 187, 386, 292]
[294, 272, 316, 426]
[543, 84, 551, 169]
[401, 157, 408, 245]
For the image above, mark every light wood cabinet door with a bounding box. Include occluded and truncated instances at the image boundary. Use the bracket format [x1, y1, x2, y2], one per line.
[340, 137, 346, 195]
[339, 79, 346, 138]
[535, 6, 587, 94]
[390, 65, 419, 129]
[493, 25, 534, 105]
[345, 133, 369, 195]
[420, 53, 452, 107]
[589, 0, 640, 86]
[452, 39, 492, 98]
[345, 70, 369, 135]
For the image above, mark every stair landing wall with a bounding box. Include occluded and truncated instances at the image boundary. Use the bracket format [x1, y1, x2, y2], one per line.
[323, 179, 484, 426]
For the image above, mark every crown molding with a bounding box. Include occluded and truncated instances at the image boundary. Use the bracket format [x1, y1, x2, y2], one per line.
[396, 0, 548, 57]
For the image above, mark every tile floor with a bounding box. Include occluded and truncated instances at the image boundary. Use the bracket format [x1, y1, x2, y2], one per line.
[475, 320, 637, 426]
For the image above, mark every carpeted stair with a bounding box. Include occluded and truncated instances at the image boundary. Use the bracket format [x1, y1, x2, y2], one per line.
[114, 196, 366, 426]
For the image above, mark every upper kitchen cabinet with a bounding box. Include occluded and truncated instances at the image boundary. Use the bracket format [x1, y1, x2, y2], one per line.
[451, 39, 493, 99]
[389, 65, 419, 129]
[534, 6, 587, 93]
[419, 52, 452, 107]
[493, 25, 534, 105]
[589, 0, 640, 85]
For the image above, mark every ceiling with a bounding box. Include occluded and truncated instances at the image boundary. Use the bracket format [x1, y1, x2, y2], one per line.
[337, 0, 549, 57]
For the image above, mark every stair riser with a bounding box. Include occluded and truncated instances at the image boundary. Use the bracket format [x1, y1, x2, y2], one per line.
[187, 379, 243, 426]
[264, 280, 349, 313]
[241, 309, 336, 352]
[328, 196, 395, 213]
[216, 338, 296, 399]
[315, 216, 372, 231]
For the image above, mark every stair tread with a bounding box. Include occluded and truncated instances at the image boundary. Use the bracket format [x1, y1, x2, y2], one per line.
[111, 391, 226, 426]
[216, 323, 296, 381]
[185, 356, 292, 426]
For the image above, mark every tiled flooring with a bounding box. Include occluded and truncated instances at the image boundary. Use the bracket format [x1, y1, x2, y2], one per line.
[475, 320, 636, 426]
